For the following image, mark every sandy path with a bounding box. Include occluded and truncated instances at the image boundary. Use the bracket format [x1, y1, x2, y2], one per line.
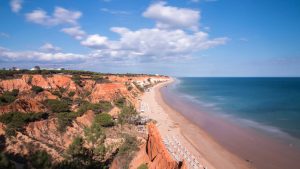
[141, 79, 252, 169]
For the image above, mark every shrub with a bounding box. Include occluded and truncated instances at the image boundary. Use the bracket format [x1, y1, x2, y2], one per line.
[52, 90, 62, 98]
[114, 97, 126, 108]
[0, 89, 19, 106]
[77, 102, 101, 115]
[28, 150, 52, 169]
[46, 99, 70, 113]
[72, 75, 82, 87]
[0, 152, 15, 169]
[99, 101, 113, 112]
[95, 113, 114, 127]
[117, 134, 139, 169]
[137, 164, 148, 169]
[31, 86, 44, 93]
[127, 86, 133, 91]
[118, 106, 137, 125]
[92, 75, 111, 83]
[0, 112, 47, 137]
[68, 91, 76, 97]
[56, 112, 79, 132]
[84, 121, 105, 147]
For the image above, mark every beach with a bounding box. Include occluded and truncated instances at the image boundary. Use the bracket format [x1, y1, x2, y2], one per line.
[141, 79, 252, 169]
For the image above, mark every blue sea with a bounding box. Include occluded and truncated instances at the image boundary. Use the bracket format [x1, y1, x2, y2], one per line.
[173, 77, 300, 140]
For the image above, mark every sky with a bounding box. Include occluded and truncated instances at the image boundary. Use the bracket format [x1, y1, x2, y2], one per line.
[0, 0, 299, 77]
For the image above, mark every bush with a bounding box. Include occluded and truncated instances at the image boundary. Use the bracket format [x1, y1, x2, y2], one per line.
[95, 113, 114, 127]
[0, 152, 15, 169]
[99, 101, 113, 112]
[127, 86, 133, 91]
[137, 164, 148, 169]
[92, 75, 111, 83]
[84, 121, 105, 147]
[28, 150, 52, 169]
[118, 106, 138, 125]
[77, 102, 101, 115]
[68, 91, 75, 97]
[117, 134, 139, 169]
[72, 75, 82, 87]
[0, 89, 19, 106]
[114, 97, 126, 108]
[0, 112, 47, 137]
[52, 90, 62, 98]
[31, 86, 44, 94]
[46, 99, 70, 113]
[56, 112, 80, 132]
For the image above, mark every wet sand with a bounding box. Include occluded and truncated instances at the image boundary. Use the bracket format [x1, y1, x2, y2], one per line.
[159, 79, 300, 169]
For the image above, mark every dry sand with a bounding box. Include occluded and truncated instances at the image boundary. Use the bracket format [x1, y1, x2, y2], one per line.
[141, 79, 252, 169]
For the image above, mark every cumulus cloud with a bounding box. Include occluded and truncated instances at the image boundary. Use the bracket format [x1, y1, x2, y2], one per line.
[0, 46, 84, 63]
[40, 43, 61, 53]
[81, 27, 228, 61]
[26, 7, 82, 26]
[143, 2, 200, 31]
[61, 26, 86, 40]
[10, 0, 22, 13]
[81, 34, 109, 49]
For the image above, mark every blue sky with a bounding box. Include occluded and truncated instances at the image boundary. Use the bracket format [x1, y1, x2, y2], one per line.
[0, 0, 299, 76]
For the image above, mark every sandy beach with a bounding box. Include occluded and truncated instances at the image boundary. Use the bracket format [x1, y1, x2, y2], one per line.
[141, 79, 252, 169]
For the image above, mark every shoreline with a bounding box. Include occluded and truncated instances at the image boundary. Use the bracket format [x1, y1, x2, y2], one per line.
[141, 79, 252, 169]
[155, 78, 300, 169]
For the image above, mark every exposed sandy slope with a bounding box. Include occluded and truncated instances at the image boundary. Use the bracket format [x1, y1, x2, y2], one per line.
[141, 79, 252, 169]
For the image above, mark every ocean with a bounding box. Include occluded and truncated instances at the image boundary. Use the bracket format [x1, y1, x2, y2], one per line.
[172, 77, 300, 141]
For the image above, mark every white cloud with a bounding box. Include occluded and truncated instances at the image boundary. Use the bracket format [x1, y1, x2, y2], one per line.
[81, 34, 109, 49]
[10, 0, 22, 13]
[0, 46, 84, 62]
[143, 2, 200, 31]
[61, 26, 86, 40]
[100, 8, 130, 15]
[40, 43, 61, 53]
[26, 7, 82, 26]
[81, 27, 228, 61]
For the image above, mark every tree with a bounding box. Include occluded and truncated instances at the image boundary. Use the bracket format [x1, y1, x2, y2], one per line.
[31, 86, 44, 94]
[94, 113, 114, 127]
[46, 99, 70, 113]
[28, 150, 52, 169]
[0, 152, 15, 169]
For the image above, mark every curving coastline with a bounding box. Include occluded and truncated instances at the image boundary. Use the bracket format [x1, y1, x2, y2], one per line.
[141, 78, 252, 169]
[154, 78, 300, 169]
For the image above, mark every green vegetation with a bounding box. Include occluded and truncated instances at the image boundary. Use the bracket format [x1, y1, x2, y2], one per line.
[0, 152, 15, 169]
[63, 136, 95, 168]
[56, 112, 80, 132]
[137, 164, 148, 169]
[114, 97, 126, 108]
[77, 101, 112, 115]
[46, 99, 70, 113]
[84, 121, 105, 148]
[94, 113, 114, 127]
[127, 86, 133, 91]
[68, 91, 76, 97]
[117, 134, 139, 169]
[0, 112, 47, 137]
[0, 89, 19, 106]
[27, 150, 52, 169]
[92, 75, 111, 83]
[72, 75, 82, 87]
[118, 106, 138, 125]
[31, 85, 44, 94]
[52, 90, 62, 98]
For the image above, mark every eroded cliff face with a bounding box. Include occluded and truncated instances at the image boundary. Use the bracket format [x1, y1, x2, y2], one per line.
[0, 72, 169, 165]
